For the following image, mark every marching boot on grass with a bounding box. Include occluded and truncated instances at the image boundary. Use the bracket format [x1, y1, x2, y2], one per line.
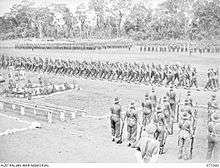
[110, 97, 122, 143]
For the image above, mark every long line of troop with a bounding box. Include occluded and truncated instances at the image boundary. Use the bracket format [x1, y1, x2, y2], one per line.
[0, 54, 218, 91]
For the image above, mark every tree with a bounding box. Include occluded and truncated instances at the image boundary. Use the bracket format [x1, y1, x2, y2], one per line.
[191, 0, 220, 40]
[75, 3, 89, 38]
[124, 2, 152, 35]
[106, 0, 132, 37]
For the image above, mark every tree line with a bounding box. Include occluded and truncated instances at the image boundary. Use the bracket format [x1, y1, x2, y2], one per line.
[0, 0, 219, 41]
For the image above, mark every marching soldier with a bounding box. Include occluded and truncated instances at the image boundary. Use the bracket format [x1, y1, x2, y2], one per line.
[125, 101, 139, 147]
[206, 112, 220, 162]
[153, 106, 168, 154]
[178, 105, 194, 160]
[110, 97, 122, 143]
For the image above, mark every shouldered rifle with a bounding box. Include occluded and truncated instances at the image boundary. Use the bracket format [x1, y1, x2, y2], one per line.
[119, 112, 126, 143]
[176, 93, 181, 123]
[190, 108, 197, 160]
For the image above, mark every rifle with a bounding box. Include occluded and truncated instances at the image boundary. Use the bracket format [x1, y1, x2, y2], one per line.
[190, 103, 197, 159]
[176, 93, 181, 123]
[119, 114, 126, 143]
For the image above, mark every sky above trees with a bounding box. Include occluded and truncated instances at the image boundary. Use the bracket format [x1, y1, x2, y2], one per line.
[0, 0, 219, 40]
[0, 0, 165, 16]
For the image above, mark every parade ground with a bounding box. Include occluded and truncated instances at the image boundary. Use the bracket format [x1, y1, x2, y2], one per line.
[0, 48, 219, 163]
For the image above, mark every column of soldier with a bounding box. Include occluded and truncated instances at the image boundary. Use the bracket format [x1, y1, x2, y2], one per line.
[110, 87, 219, 163]
[139, 44, 220, 53]
[0, 54, 218, 91]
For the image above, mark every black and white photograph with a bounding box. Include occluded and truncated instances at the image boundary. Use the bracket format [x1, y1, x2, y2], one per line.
[0, 0, 219, 165]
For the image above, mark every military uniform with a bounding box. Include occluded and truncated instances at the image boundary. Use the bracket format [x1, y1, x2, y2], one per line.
[135, 123, 160, 163]
[206, 112, 220, 162]
[166, 86, 176, 119]
[126, 101, 138, 146]
[208, 95, 218, 123]
[162, 96, 173, 134]
[141, 94, 153, 126]
[153, 106, 168, 154]
[149, 88, 157, 112]
[110, 97, 122, 143]
[178, 100, 193, 160]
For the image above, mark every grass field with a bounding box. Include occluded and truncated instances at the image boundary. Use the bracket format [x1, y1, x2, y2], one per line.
[0, 48, 219, 163]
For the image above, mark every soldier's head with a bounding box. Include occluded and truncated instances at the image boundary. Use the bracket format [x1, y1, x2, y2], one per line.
[187, 90, 191, 96]
[156, 106, 162, 113]
[130, 101, 135, 109]
[211, 113, 220, 123]
[170, 86, 174, 91]
[114, 97, 119, 104]
[152, 87, 155, 93]
[163, 96, 167, 102]
[181, 111, 190, 120]
[184, 99, 189, 105]
[211, 94, 216, 100]
[145, 93, 149, 100]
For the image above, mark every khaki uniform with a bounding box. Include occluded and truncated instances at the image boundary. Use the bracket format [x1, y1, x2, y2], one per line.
[126, 107, 138, 145]
[178, 108, 193, 160]
[142, 100, 153, 126]
[206, 121, 220, 162]
[153, 109, 168, 154]
[110, 103, 122, 142]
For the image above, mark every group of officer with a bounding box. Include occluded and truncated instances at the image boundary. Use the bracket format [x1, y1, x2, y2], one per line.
[1, 54, 214, 91]
[110, 87, 220, 162]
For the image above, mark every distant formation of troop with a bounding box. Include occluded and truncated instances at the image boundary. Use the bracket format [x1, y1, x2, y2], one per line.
[110, 87, 220, 163]
[13, 41, 220, 54]
[139, 43, 220, 54]
[0, 54, 218, 91]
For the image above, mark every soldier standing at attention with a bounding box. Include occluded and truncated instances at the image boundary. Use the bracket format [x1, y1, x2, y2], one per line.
[141, 93, 153, 127]
[206, 112, 220, 162]
[166, 86, 176, 121]
[149, 88, 157, 112]
[126, 101, 139, 147]
[162, 96, 173, 135]
[135, 123, 160, 163]
[186, 90, 193, 107]
[208, 94, 218, 123]
[178, 105, 193, 160]
[110, 97, 122, 143]
[153, 106, 168, 154]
